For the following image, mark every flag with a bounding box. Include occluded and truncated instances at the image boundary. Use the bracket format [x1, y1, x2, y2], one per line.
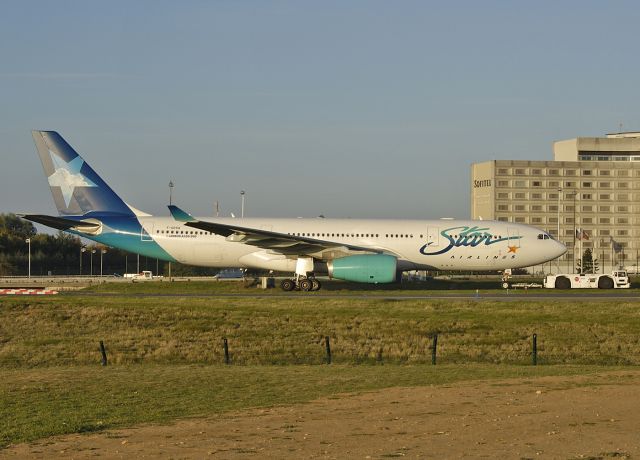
[610, 236, 623, 253]
[575, 228, 589, 241]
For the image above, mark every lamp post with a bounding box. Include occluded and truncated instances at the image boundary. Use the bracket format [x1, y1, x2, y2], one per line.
[557, 188, 561, 271]
[169, 180, 174, 206]
[90, 249, 96, 276]
[25, 238, 31, 278]
[100, 248, 107, 277]
[240, 190, 246, 218]
[80, 246, 86, 275]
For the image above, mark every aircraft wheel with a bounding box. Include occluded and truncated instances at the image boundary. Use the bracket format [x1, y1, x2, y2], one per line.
[281, 279, 295, 291]
[299, 279, 313, 292]
[311, 279, 321, 291]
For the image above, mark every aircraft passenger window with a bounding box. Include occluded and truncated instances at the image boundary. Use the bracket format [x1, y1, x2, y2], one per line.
[420, 234, 423, 238]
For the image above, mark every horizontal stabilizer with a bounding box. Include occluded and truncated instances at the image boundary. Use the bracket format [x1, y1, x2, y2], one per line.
[19, 214, 101, 233]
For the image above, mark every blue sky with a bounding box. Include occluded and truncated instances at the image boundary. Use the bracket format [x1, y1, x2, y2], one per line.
[2, 1, 639, 220]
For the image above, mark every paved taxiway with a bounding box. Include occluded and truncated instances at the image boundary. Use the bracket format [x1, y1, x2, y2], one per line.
[61, 291, 640, 301]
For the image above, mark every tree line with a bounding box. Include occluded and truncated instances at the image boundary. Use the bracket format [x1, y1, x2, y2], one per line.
[0, 214, 217, 277]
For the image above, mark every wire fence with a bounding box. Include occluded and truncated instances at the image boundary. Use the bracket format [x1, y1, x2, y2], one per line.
[3, 331, 639, 367]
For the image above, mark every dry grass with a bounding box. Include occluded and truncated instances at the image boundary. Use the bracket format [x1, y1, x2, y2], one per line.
[2, 295, 640, 366]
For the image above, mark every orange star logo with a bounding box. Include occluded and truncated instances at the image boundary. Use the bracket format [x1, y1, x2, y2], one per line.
[507, 245, 519, 253]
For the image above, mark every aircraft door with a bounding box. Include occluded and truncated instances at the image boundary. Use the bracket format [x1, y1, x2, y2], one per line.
[507, 227, 521, 247]
[426, 227, 440, 247]
[141, 223, 154, 241]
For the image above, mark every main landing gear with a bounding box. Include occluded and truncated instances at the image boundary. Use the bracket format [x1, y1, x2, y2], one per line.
[280, 276, 321, 292]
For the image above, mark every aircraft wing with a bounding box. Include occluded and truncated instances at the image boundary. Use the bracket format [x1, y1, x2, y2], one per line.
[168, 205, 382, 257]
[19, 214, 102, 232]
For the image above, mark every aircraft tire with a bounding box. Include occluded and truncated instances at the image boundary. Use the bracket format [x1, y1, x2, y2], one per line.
[281, 279, 295, 291]
[299, 279, 313, 292]
[311, 279, 321, 291]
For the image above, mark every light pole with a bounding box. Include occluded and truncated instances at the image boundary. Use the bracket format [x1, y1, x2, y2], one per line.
[169, 180, 174, 206]
[168, 180, 174, 278]
[556, 188, 561, 271]
[100, 248, 107, 277]
[90, 249, 96, 276]
[25, 238, 31, 278]
[80, 246, 86, 275]
[240, 190, 246, 218]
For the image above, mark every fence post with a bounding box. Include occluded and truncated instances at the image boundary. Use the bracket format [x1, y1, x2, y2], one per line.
[431, 334, 438, 365]
[223, 337, 230, 365]
[99, 340, 107, 366]
[532, 333, 537, 366]
[325, 336, 332, 364]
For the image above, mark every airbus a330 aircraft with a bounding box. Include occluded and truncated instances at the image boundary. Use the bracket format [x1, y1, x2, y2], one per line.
[20, 131, 566, 291]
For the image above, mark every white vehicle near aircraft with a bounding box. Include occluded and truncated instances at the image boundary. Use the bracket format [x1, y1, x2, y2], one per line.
[543, 271, 630, 289]
[20, 131, 566, 291]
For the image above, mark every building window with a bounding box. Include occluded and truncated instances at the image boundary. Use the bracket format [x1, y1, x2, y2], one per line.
[618, 230, 629, 236]
[549, 205, 558, 211]
[565, 170, 576, 176]
[497, 180, 508, 187]
[617, 170, 629, 176]
[531, 205, 543, 211]
[599, 218, 611, 224]
[565, 181, 576, 187]
[497, 205, 509, 211]
[582, 170, 592, 176]
[548, 169, 559, 175]
[514, 217, 526, 223]
[531, 169, 542, 175]
[582, 218, 593, 224]
[532, 181, 542, 187]
[532, 193, 543, 199]
[565, 218, 574, 224]
[600, 194, 611, 200]
[618, 182, 629, 188]
[582, 205, 593, 212]
[600, 182, 610, 188]
[497, 192, 508, 199]
[582, 193, 592, 200]
[617, 206, 629, 212]
[514, 180, 526, 187]
[599, 170, 611, 176]
[514, 205, 526, 211]
[514, 168, 526, 175]
[548, 181, 560, 187]
[582, 182, 592, 188]
[548, 217, 558, 223]
[498, 217, 508, 222]
[531, 217, 542, 224]
[514, 192, 526, 199]
[618, 218, 629, 224]
[600, 229, 610, 236]
[599, 206, 611, 212]
[497, 168, 509, 174]
[618, 193, 629, 200]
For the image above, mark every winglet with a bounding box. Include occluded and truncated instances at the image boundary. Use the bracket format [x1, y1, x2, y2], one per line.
[168, 205, 196, 222]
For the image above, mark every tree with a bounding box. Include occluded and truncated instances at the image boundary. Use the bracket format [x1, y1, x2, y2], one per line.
[576, 248, 599, 274]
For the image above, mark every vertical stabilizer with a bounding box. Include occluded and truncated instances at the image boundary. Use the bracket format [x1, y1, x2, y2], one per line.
[32, 131, 134, 216]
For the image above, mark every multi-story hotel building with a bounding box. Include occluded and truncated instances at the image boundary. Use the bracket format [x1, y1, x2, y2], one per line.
[471, 132, 640, 273]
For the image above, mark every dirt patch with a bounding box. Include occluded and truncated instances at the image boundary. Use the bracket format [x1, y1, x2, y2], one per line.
[5, 371, 640, 459]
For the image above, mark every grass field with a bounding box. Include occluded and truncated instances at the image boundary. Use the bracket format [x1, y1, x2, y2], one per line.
[2, 281, 640, 447]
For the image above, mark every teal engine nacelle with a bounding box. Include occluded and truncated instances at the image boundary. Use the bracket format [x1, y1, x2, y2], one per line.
[327, 254, 397, 283]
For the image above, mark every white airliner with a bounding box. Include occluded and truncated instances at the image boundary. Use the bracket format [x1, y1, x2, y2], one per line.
[20, 131, 566, 291]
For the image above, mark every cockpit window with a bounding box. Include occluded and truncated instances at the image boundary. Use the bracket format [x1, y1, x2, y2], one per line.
[537, 233, 551, 240]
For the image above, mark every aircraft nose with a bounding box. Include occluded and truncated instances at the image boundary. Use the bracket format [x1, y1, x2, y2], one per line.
[553, 240, 567, 258]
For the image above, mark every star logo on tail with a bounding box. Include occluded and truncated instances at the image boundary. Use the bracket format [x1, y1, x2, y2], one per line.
[47, 149, 97, 207]
[507, 245, 519, 254]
